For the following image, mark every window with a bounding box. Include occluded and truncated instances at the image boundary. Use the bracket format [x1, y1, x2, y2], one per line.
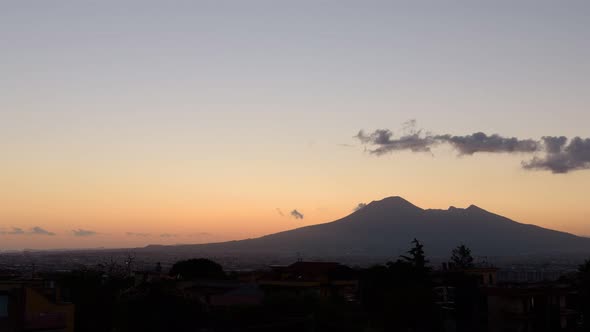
[0, 295, 8, 318]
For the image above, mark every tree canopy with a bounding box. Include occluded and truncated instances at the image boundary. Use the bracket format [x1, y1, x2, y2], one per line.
[451, 244, 474, 269]
[169, 258, 226, 280]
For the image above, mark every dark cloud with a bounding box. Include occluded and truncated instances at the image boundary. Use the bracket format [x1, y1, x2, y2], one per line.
[523, 137, 590, 173]
[353, 203, 367, 212]
[126, 232, 150, 237]
[73, 229, 97, 237]
[276, 208, 285, 217]
[356, 129, 537, 156]
[290, 210, 304, 220]
[541, 136, 568, 154]
[30, 226, 55, 236]
[356, 129, 435, 155]
[356, 122, 590, 174]
[0, 227, 25, 235]
[435, 132, 539, 155]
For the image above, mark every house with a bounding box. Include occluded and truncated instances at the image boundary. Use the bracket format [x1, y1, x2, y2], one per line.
[485, 283, 578, 332]
[0, 279, 75, 332]
[258, 262, 359, 301]
[465, 267, 499, 287]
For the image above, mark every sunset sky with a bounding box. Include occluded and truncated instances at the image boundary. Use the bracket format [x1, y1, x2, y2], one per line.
[2, 1, 590, 249]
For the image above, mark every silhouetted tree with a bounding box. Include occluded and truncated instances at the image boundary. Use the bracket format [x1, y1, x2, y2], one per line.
[362, 239, 439, 331]
[169, 258, 225, 280]
[578, 260, 590, 329]
[451, 244, 474, 269]
[103, 256, 121, 275]
[400, 238, 428, 270]
[115, 282, 207, 332]
[579, 259, 590, 280]
[57, 269, 133, 332]
[124, 253, 136, 276]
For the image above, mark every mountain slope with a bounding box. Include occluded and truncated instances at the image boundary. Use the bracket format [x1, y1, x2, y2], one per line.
[144, 197, 590, 257]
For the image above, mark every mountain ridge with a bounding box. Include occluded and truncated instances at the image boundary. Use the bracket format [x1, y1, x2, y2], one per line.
[143, 196, 590, 257]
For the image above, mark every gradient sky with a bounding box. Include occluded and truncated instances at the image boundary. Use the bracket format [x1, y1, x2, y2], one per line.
[1, 1, 589, 249]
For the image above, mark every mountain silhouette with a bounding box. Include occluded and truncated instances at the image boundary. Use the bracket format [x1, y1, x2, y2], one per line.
[145, 196, 590, 258]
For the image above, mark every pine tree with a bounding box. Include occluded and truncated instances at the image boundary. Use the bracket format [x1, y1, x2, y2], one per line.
[401, 238, 428, 269]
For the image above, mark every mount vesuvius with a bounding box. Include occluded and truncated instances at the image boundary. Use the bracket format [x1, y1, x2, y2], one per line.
[144, 197, 590, 258]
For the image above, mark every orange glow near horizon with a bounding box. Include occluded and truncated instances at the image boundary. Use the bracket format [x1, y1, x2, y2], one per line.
[2, 146, 590, 249]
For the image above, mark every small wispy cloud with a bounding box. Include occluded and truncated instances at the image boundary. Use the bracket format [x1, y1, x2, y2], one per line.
[126, 232, 150, 237]
[1, 227, 56, 236]
[276, 208, 285, 217]
[160, 233, 178, 238]
[73, 229, 98, 237]
[30, 226, 55, 236]
[290, 209, 304, 220]
[0, 227, 25, 235]
[356, 129, 435, 155]
[353, 203, 367, 212]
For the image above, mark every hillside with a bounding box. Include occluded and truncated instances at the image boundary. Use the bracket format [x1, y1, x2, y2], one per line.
[143, 197, 590, 258]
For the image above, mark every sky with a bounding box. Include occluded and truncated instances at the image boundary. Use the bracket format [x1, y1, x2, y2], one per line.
[1, 1, 589, 250]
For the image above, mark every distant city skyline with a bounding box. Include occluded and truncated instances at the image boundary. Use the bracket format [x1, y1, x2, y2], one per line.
[2, 1, 589, 249]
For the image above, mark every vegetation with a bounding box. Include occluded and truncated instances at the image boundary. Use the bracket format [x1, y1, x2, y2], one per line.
[578, 260, 590, 329]
[42, 247, 590, 332]
[451, 244, 474, 269]
[362, 239, 438, 331]
[169, 258, 226, 280]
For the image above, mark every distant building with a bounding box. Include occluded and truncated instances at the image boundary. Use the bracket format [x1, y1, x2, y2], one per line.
[209, 283, 264, 307]
[440, 262, 499, 286]
[173, 279, 264, 308]
[465, 267, 499, 287]
[0, 279, 75, 332]
[485, 283, 578, 332]
[132, 269, 171, 285]
[258, 261, 359, 301]
[498, 269, 568, 283]
[434, 263, 581, 332]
